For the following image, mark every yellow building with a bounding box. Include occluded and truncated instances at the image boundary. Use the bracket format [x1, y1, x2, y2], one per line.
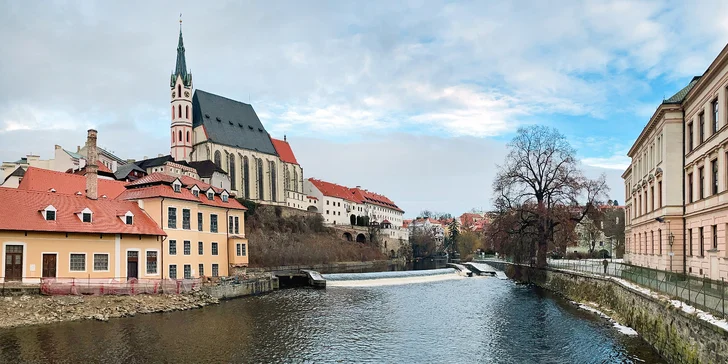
[118, 173, 248, 279]
[0, 188, 165, 283]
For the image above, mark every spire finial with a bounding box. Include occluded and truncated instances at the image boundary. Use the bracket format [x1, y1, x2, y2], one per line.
[179, 13, 182, 30]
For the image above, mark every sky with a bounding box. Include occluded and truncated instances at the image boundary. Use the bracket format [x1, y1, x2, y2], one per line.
[1, 1, 728, 217]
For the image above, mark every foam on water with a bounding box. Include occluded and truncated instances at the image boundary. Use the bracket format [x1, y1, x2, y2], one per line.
[323, 268, 463, 287]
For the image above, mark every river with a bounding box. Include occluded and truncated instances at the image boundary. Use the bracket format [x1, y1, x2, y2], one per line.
[0, 270, 664, 363]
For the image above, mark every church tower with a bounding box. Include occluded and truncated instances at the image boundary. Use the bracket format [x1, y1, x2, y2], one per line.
[170, 23, 193, 162]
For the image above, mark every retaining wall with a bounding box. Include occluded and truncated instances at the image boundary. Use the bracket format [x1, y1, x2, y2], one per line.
[502, 263, 728, 364]
[203, 277, 279, 300]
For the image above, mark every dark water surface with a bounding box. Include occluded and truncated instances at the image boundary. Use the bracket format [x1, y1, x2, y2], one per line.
[0, 275, 664, 363]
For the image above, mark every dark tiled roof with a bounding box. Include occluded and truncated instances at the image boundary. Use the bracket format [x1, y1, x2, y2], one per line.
[134, 155, 189, 170]
[663, 76, 701, 104]
[114, 163, 147, 180]
[188, 160, 227, 178]
[3, 166, 25, 183]
[192, 90, 278, 156]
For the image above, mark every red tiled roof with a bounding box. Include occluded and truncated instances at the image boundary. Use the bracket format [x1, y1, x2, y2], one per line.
[353, 187, 403, 212]
[308, 179, 361, 203]
[119, 173, 246, 210]
[0, 188, 165, 236]
[306, 195, 318, 200]
[18, 167, 128, 199]
[271, 138, 299, 165]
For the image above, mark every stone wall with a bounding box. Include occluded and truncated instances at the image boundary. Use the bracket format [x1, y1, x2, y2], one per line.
[203, 276, 279, 300]
[504, 264, 728, 364]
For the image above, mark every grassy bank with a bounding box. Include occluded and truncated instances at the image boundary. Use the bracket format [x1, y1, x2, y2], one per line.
[245, 205, 385, 267]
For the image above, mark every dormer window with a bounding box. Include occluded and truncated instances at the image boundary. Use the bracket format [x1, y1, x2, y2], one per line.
[126, 215, 133, 224]
[43, 205, 57, 221]
[191, 186, 200, 198]
[207, 191, 214, 201]
[120, 211, 134, 225]
[172, 179, 182, 193]
[77, 207, 93, 223]
[221, 192, 229, 202]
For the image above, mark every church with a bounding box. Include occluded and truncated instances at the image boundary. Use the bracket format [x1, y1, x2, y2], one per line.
[167, 27, 307, 210]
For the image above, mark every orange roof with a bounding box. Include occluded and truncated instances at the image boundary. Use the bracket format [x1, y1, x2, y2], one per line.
[0, 188, 165, 236]
[353, 187, 403, 212]
[306, 195, 318, 200]
[271, 138, 299, 165]
[19, 167, 128, 199]
[119, 173, 246, 210]
[308, 178, 361, 203]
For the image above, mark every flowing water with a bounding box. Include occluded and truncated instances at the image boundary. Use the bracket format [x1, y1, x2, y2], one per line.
[0, 270, 665, 363]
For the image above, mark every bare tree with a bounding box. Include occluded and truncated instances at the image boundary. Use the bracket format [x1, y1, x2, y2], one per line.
[491, 125, 608, 267]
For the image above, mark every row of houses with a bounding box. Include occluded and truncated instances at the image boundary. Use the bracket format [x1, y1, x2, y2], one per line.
[624, 43, 728, 280]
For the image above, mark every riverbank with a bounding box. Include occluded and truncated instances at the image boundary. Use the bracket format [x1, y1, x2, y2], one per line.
[494, 261, 728, 364]
[0, 291, 218, 329]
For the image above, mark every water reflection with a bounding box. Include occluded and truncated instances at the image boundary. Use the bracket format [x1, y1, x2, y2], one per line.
[0, 277, 664, 363]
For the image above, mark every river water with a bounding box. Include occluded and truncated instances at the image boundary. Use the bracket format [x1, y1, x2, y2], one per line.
[0, 270, 664, 363]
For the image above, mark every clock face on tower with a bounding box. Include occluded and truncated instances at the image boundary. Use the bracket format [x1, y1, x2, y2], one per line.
[184, 91, 190, 97]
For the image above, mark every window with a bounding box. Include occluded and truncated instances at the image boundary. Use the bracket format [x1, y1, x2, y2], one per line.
[699, 167, 705, 199]
[222, 194, 228, 202]
[656, 181, 661, 208]
[713, 225, 718, 250]
[713, 99, 719, 133]
[234, 217, 239, 234]
[192, 189, 199, 198]
[699, 113, 705, 143]
[212, 264, 219, 277]
[242, 156, 250, 199]
[184, 241, 191, 255]
[186, 130, 190, 142]
[82, 212, 92, 223]
[198, 212, 203, 231]
[70, 254, 86, 271]
[184, 264, 191, 279]
[655, 229, 662, 255]
[229, 155, 236, 191]
[169, 240, 177, 255]
[688, 173, 694, 202]
[327, 210, 329, 215]
[210, 214, 218, 233]
[270, 160, 277, 201]
[327, 201, 330, 205]
[93, 254, 108, 271]
[650, 186, 654, 211]
[125, 215, 133, 225]
[207, 191, 214, 201]
[212, 242, 219, 255]
[169, 265, 177, 279]
[147, 251, 157, 274]
[178, 130, 182, 142]
[199, 264, 204, 277]
[173, 183, 181, 193]
[651, 231, 654, 254]
[688, 228, 693, 256]
[168, 207, 177, 228]
[198, 241, 203, 255]
[214, 151, 221, 167]
[182, 209, 191, 229]
[229, 216, 234, 234]
[699, 227, 705, 257]
[712, 160, 719, 195]
[236, 243, 247, 256]
[45, 210, 56, 221]
[257, 158, 264, 200]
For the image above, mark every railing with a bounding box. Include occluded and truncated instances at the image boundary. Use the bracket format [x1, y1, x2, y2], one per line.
[483, 258, 728, 319]
[39, 277, 202, 296]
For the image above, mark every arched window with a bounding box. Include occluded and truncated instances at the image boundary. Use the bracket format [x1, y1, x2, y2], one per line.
[257, 158, 264, 200]
[171, 106, 174, 120]
[229, 155, 236, 191]
[284, 166, 290, 191]
[186, 131, 190, 143]
[171, 130, 174, 143]
[293, 169, 298, 192]
[242, 156, 250, 199]
[177, 104, 181, 119]
[178, 130, 182, 142]
[269, 161, 277, 201]
[214, 151, 221, 168]
[186, 105, 189, 119]
[177, 84, 181, 97]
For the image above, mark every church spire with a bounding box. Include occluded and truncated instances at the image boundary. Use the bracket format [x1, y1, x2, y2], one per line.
[171, 16, 192, 87]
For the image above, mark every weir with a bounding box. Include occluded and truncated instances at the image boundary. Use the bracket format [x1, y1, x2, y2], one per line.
[323, 268, 463, 287]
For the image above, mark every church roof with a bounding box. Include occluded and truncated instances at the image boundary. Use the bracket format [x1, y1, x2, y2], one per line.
[134, 155, 189, 170]
[192, 89, 278, 156]
[171, 29, 192, 87]
[271, 138, 299, 165]
[188, 160, 227, 178]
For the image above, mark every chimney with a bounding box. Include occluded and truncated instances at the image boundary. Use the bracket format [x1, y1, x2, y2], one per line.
[55, 144, 62, 150]
[77, 145, 81, 153]
[85, 129, 98, 200]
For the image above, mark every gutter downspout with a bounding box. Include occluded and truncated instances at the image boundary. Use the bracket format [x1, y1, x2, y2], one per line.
[682, 109, 687, 277]
[161, 197, 166, 280]
[226, 208, 231, 274]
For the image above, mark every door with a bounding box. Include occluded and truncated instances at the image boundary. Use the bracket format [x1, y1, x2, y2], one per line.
[4, 245, 23, 281]
[42, 254, 57, 278]
[127, 251, 139, 280]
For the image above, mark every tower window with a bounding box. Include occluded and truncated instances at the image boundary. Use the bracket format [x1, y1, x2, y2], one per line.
[178, 104, 182, 119]
[178, 130, 182, 142]
[187, 131, 190, 143]
[177, 84, 181, 97]
[186, 105, 190, 119]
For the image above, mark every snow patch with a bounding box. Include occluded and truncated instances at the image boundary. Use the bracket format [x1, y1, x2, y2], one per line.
[572, 302, 639, 336]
